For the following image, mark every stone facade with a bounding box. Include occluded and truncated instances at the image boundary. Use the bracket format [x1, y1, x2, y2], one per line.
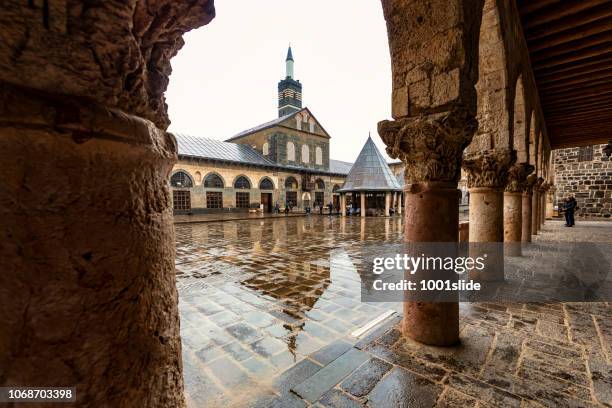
[553, 144, 611, 219]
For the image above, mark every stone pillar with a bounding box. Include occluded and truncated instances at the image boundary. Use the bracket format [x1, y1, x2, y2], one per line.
[398, 192, 403, 215]
[545, 186, 556, 219]
[463, 148, 516, 279]
[0, 2, 215, 407]
[385, 192, 391, 216]
[521, 175, 536, 242]
[340, 193, 346, 217]
[532, 177, 544, 234]
[539, 184, 548, 226]
[360, 192, 366, 218]
[503, 163, 533, 256]
[379, 108, 477, 346]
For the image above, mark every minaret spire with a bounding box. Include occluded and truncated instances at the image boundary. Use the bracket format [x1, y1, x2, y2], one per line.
[286, 45, 294, 78]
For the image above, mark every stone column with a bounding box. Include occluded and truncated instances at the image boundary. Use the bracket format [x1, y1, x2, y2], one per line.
[521, 175, 536, 242]
[463, 148, 516, 279]
[0, 2, 215, 407]
[545, 186, 556, 219]
[532, 177, 544, 234]
[340, 193, 346, 217]
[385, 192, 391, 216]
[360, 192, 366, 218]
[503, 164, 534, 256]
[398, 192, 403, 215]
[379, 108, 477, 346]
[540, 183, 548, 226]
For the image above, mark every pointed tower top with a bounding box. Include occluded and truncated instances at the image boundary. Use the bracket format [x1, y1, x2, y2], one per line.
[286, 45, 294, 61]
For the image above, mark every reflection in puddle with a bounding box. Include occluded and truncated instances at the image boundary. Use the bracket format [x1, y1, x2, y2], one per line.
[176, 216, 404, 407]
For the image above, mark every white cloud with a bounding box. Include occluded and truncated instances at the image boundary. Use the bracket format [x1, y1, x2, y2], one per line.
[166, 0, 394, 162]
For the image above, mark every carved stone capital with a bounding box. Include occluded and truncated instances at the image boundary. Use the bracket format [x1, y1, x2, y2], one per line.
[524, 174, 537, 195]
[505, 163, 535, 193]
[462, 148, 516, 189]
[539, 182, 550, 193]
[377, 108, 477, 184]
[534, 177, 545, 193]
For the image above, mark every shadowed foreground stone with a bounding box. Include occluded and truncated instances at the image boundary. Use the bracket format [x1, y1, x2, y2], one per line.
[0, 1, 215, 406]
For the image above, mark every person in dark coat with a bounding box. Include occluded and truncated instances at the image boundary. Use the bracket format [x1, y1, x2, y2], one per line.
[563, 196, 577, 227]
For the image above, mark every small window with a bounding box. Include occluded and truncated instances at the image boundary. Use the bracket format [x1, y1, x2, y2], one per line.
[236, 192, 250, 208]
[234, 176, 251, 189]
[173, 190, 191, 210]
[315, 147, 323, 165]
[259, 178, 274, 190]
[332, 184, 340, 192]
[309, 118, 315, 133]
[263, 142, 269, 155]
[206, 191, 223, 208]
[170, 171, 193, 188]
[287, 142, 295, 161]
[315, 179, 325, 190]
[577, 146, 593, 162]
[302, 145, 310, 164]
[285, 177, 298, 190]
[204, 173, 224, 188]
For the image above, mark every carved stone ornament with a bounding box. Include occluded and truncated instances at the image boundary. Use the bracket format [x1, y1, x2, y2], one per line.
[524, 174, 537, 194]
[539, 182, 550, 193]
[505, 163, 535, 193]
[534, 177, 545, 192]
[377, 108, 478, 184]
[462, 148, 517, 189]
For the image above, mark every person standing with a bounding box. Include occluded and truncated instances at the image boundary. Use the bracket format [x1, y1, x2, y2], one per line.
[564, 196, 577, 227]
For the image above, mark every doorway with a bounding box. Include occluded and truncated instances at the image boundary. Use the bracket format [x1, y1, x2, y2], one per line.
[261, 193, 272, 212]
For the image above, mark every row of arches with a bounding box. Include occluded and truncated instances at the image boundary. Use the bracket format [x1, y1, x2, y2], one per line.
[263, 141, 323, 165]
[284, 177, 340, 192]
[170, 171, 275, 190]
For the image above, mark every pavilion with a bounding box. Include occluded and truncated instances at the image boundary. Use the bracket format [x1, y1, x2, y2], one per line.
[337, 136, 402, 217]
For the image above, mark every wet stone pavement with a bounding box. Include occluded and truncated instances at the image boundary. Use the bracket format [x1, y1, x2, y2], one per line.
[176, 217, 612, 408]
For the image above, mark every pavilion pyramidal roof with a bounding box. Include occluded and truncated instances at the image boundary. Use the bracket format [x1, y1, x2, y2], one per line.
[338, 136, 402, 192]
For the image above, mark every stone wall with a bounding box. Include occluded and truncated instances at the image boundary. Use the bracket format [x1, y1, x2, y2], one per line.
[554, 144, 611, 219]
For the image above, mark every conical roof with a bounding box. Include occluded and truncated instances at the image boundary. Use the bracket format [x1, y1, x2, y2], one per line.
[338, 136, 402, 192]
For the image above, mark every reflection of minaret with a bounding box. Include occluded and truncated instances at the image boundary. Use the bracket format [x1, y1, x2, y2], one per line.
[278, 45, 303, 117]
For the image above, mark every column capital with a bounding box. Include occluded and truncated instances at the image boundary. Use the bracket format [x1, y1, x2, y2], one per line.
[534, 177, 545, 192]
[377, 107, 477, 184]
[524, 174, 537, 195]
[462, 148, 516, 189]
[505, 163, 535, 193]
[538, 182, 550, 193]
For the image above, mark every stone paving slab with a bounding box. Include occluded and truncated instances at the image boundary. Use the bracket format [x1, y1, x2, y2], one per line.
[177, 218, 612, 407]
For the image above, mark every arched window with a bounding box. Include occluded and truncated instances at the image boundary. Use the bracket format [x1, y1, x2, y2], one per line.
[315, 147, 323, 165]
[285, 177, 298, 190]
[332, 184, 340, 192]
[295, 114, 302, 130]
[234, 176, 251, 189]
[259, 178, 274, 190]
[204, 173, 224, 188]
[309, 118, 315, 133]
[315, 179, 325, 190]
[263, 142, 269, 155]
[302, 145, 309, 164]
[170, 171, 193, 188]
[194, 171, 202, 184]
[287, 142, 295, 161]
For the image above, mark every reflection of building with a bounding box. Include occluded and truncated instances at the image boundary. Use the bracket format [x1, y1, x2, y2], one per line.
[169, 47, 351, 213]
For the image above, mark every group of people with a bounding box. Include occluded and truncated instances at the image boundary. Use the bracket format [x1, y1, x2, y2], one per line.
[306, 202, 339, 216]
[560, 196, 578, 227]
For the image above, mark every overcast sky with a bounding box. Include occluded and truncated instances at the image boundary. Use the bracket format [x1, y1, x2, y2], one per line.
[166, 0, 394, 163]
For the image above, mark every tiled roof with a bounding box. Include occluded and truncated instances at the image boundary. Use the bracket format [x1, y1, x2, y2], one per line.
[173, 133, 351, 175]
[174, 133, 277, 167]
[338, 136, 402, 192]
[225, 112, 295, 142]
[329, 159, 353, 175]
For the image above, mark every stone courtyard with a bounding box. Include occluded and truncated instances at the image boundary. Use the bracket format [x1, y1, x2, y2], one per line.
[176, 217, 612, 408]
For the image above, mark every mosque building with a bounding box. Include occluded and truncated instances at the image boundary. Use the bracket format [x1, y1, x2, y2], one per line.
[169, 47, 403, 214]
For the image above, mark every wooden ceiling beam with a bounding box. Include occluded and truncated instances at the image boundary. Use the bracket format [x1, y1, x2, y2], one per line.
[537, 61, 612, 82]
[522, 0, 610, 30]
[533, 53, 612, 75]
[529, 17, 612, 52]
[531, 32, 612, 62]
[532, 43, 612, 70]
[538, 70, 612, 90]
[524, 3, 612, 40]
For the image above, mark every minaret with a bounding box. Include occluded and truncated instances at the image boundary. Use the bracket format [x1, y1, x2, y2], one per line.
[278, 46, 302, 117]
